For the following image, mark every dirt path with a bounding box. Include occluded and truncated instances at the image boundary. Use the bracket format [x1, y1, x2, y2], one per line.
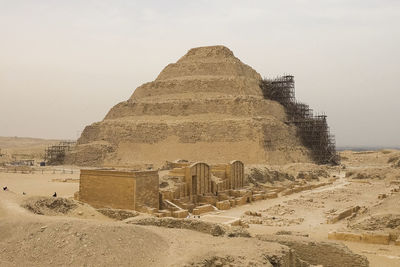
[201, 171, 400, 266]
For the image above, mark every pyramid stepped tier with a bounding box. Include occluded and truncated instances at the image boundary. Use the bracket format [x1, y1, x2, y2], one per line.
[105, 97, 285, 120]
[131, 77, 263, 101]
[66, 46, 311, 167]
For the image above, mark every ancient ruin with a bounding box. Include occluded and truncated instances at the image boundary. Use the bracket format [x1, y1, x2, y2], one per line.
[66, 45, 324, 167]
[76, 161, 271, 218]
[2, 2, 398, 263]
[159, 160, 256, 213]
[78, 169, 159, 212]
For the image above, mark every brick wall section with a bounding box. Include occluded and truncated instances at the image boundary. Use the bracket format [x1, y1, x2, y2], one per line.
[134, 171, 159, 210]
[79, 169, 159, 211]
[80, 170, 136, 210]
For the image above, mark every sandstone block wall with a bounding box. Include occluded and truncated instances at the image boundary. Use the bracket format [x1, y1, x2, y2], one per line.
[216, 200, 231, 210]
[193, 204, 214, 215]
[328, 231, 390, 245]
[172, 209, 189, 218]
[79, 169, 159, 211]
[80, 170, 136, 210]
[133, 171, 160, 211]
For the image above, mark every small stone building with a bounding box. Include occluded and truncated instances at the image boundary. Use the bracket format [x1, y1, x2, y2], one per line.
[79, 169, 159, 212]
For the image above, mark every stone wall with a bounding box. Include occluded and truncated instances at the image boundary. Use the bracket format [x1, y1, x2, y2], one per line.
[79, 170, 136, 210]
[79, 169, 159, 211]
[134, 171, 160, 211]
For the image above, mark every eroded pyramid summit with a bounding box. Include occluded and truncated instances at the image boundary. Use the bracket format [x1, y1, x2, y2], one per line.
[67, 46, 310, 167]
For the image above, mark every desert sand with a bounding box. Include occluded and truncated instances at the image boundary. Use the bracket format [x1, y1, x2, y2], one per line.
[2, 137, 400, 266]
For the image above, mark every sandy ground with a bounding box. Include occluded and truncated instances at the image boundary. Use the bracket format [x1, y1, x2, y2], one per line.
[1, 148, 400, 266]
[0, 169, 79, 197]
[0, 136, 62, 164]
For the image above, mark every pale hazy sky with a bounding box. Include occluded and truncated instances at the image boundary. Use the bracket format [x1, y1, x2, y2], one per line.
[0, 0, 399, 147]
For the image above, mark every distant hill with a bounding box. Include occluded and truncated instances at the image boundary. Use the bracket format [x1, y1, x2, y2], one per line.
[0, 136, 72, 162]
[0, 136, 62, 149]
[337, 146, 400, 151]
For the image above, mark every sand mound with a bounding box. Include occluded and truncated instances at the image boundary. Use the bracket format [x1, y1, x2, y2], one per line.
[22, 196, 78, 216]
[388, 155, 400, 168]
[125, 217, 250, 237]
[345, 167, 400, 180]
[0, 219, 168, 266]
[257, 234, 369, 267]
[67, 45, 310, 167]
[180, 237, 307, 267]
[185, 254, 292, 267]
[96, 208, 139, 220]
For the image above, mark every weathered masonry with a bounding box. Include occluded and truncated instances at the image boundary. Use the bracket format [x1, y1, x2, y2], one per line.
[77, 160, 268, 217]
[212, 160, 245, 191]
[186, 162, 211, 202]
[163, 161, 245, 203]
[78, 169, 159, 212]
[160, 160, 254, 214]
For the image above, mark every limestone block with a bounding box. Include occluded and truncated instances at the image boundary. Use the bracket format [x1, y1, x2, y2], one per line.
[160, 191, 174, 201]
[234, 196, 249, 206]
[216, 200, 231, 210]
[158, 209, 172, 217]
[326, 206, 360, 224]
[192, 204, 214, 215]
[172, 209, 189, 218]
[328, 231, 390, 245]
[251, 194, 264, 201]
[362, 233, 390, 245]
[198, 195, 217, 205]
[217, 193, 230, 201]
[328, 232, 362, 242]
[265, 192, 278, 199]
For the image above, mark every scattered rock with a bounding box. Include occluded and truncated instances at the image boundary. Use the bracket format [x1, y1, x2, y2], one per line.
[22, 197, 78, 216]
[96, 208, 139, 221]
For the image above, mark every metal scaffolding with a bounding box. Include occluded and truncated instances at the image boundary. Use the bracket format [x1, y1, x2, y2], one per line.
[44, 141, 76, 165]
[260, 76, 339, 165]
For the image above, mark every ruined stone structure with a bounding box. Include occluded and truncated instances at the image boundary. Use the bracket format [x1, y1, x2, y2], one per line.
[67, 45, 311, 167]
[78, 169, 159, 212]
[77, 161, 271, 217]
[162, 160, 245, 204]
[160, 160, 265, 214]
